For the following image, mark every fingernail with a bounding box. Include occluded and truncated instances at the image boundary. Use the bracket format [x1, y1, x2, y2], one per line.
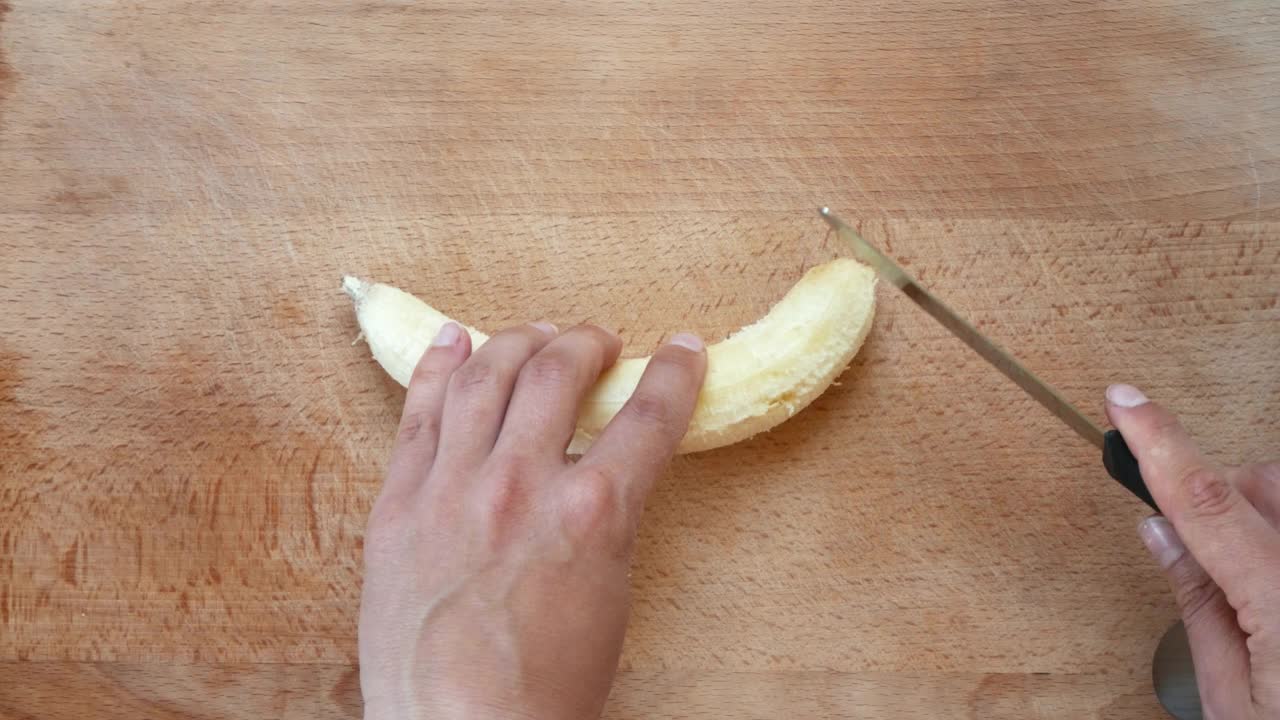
[1139, 516, 1187, 570]
[668, 332, 704, 352]
[1107, 384, 1149, 408]
[531, 321, 558, 336]
[432, 322, 462, 347]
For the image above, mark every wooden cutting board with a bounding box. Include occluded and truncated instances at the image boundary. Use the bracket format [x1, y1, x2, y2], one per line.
[1, 1, 1277, 718]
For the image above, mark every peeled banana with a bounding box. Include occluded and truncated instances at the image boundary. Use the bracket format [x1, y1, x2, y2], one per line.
[344, 258, 876, 454]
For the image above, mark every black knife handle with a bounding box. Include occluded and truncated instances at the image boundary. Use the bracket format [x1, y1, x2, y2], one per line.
[1103, 429, 1158, 510]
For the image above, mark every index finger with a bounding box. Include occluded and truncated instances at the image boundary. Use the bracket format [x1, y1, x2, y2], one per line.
[579, 334, 707, 509]
[1106, 384, 1280, 613]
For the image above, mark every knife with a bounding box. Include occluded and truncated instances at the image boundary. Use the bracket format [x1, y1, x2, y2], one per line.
[819, 207, 1156, 509]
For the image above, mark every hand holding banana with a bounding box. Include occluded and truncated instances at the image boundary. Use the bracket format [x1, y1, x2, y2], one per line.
[358, 319, 708, 719]
[350, 266, 1278, 719]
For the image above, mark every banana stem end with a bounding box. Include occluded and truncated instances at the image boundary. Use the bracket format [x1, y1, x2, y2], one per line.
[342, 275, 369, 302]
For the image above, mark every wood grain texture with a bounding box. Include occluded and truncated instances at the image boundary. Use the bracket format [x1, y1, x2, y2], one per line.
[1, 0, 1277, 717]
[0, 662, 1158, 720]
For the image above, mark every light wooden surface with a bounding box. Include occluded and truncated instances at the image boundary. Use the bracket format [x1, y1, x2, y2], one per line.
[2, 1, 1278, 718]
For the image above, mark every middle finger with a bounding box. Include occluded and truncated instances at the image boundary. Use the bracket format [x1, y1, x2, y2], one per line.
[495, 324, 622, 462]
[1234, 461, 1280, 531]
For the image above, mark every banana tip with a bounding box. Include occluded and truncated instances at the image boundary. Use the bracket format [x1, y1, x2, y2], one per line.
[342, 275, 369, 300]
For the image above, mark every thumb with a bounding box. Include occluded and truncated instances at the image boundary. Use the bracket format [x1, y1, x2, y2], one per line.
[1139, 516, 1252, 715]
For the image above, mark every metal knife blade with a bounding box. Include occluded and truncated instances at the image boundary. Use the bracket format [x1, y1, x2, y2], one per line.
[819, 207, 1155, 508]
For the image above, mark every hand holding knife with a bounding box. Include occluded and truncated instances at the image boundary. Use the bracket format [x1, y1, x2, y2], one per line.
[819, 207, 1156, 509]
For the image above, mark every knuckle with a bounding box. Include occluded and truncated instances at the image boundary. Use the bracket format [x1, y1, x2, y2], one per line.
[1169, 561, 1224, 625]
[560, 470, 623, 541]
[623, 390, 673, 427]
[1244, 632, 1280, 691]
[522, 351, 577, 387]
[449, 359, 496, 394]
[483, 475, 524, 522]
[1147, 412, 1184, 439]
[477, 458, 534, 530]
[396, 411, 439, 445]
[1235, 592, 1274, 638]
[1179, 466, 1238, 518]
